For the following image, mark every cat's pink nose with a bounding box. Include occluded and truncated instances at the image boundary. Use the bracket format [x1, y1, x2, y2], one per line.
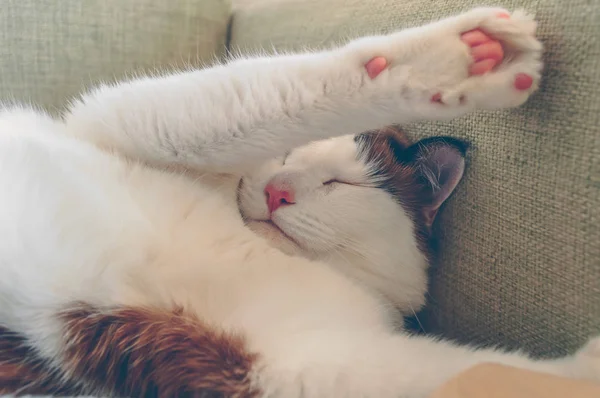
[265, 184, 295, 214]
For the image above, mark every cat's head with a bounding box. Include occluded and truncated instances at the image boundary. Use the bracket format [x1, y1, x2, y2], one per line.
[238, 127, 467, 314]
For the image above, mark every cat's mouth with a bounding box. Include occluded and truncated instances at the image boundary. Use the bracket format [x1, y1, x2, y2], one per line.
[245, 219, 304, 254]
[266, 220, 298, 242]
[262, 219, 299, 244]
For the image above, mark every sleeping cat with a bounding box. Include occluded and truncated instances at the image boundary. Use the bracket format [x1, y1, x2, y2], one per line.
[0, 7, 598, 397]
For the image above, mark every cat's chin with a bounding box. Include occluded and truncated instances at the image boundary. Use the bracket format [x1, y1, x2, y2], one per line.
[245, 220, 305, 257]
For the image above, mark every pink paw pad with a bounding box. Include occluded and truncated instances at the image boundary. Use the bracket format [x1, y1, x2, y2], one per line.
[431, 93, 466, 105]
[365, 56, 388, 79]
[461, 13, 510, 76]
[514, 73, 533, 90]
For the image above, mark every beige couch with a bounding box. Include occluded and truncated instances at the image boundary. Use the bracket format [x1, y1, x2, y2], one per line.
[1, 0, 598, 358]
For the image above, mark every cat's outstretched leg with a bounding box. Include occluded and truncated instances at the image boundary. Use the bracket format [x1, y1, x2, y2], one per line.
[252, 332, 600, 398]
[65, 8, 542, 172]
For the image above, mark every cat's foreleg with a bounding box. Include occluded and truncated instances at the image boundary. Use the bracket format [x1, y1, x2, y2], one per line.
[252, 332, 600, 398]
[65, 8, 541, 172]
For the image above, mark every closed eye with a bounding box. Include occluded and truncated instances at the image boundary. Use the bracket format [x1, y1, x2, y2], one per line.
[323, 179, 371, 188]
[323, 179, 351, 186]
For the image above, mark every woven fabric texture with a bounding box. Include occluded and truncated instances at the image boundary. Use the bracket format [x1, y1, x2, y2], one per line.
[0, 0, 231, 113]
[231, 0, 600, 357]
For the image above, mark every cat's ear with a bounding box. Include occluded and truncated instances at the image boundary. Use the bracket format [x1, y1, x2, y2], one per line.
[404, 137, 468, 227]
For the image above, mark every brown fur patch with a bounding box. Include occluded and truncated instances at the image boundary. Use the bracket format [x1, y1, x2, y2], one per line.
[0, 325, 83, 396]
[60, 305, 260, 397]
[0, 306, 260, 397]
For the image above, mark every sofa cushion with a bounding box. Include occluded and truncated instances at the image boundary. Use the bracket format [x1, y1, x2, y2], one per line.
[230, 0, 600, 357]
[0, 0, 231, 113]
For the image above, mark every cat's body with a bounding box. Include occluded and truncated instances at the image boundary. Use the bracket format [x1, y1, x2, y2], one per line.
[0, 7, 598, 397]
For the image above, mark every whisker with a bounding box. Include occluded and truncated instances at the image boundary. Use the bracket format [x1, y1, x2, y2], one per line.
[410, 304, 426, 334]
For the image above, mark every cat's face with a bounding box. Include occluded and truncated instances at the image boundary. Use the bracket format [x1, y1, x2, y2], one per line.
[238, 127, 466, 313]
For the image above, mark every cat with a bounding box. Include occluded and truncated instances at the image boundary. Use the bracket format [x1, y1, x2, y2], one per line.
[0, 6, 598, 397]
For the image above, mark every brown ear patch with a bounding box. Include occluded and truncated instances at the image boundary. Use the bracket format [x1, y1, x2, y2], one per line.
[1, 305, 260, 397]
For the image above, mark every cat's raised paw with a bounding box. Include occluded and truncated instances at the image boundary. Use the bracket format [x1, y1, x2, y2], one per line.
[435, 8, 543, 110]
[460, 25, 533, 91]
[349, 7, 542, 119]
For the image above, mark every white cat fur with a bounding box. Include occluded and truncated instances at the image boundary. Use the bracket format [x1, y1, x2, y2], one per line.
[0, 7, 598, 397]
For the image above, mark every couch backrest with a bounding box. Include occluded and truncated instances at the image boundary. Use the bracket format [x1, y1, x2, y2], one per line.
[0, 0, 231, 113]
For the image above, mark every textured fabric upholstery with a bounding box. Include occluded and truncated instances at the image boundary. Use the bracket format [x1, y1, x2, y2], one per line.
[0, 0, 231, 113]
[231, 0, 600, 357]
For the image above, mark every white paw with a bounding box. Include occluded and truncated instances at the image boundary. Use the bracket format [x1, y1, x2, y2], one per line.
[348, 7, 543, 119]
[439, 8, 543, 110]
[573, 336, 600, 382]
